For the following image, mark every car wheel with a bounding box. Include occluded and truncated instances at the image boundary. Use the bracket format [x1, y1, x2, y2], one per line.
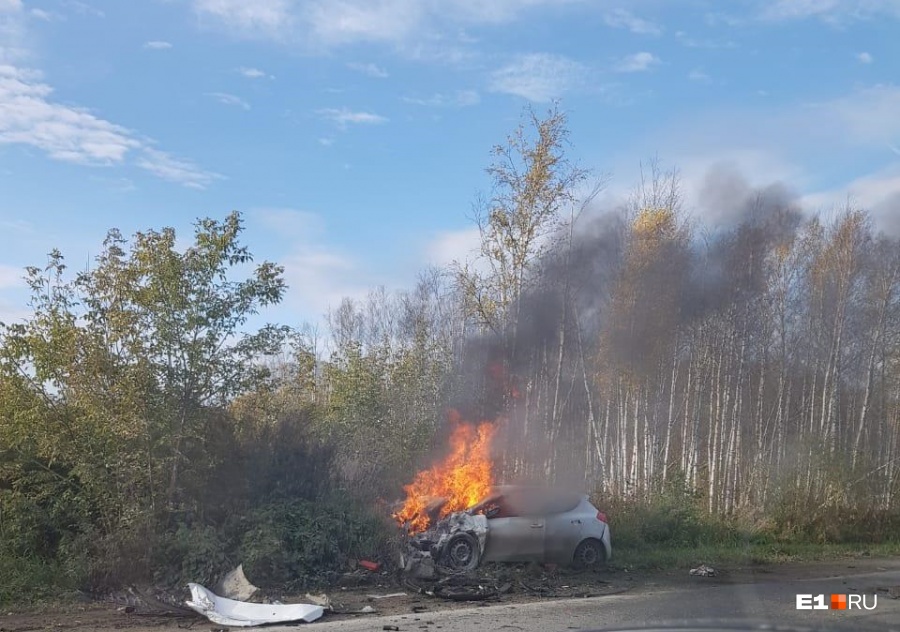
[441, 532, 481, 571]
[572, 538, 606, 570]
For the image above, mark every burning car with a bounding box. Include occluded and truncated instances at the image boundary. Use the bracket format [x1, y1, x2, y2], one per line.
[403, 485, 612, 573]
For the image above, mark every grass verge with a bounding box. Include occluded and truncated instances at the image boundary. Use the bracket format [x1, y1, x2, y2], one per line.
[610, 541, 900, 571]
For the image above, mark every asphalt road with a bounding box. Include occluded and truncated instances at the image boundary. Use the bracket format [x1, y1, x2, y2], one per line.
[274, 565, 900, 632]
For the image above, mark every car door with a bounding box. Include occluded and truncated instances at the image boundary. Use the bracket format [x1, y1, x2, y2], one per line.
[482, 494, 545, 562]
[544, 508, 585, 564]
[526, 489, 587, 564]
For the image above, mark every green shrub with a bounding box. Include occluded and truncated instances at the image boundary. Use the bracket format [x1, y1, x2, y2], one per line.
[238, 496, 390, 591]
[599, 480, 743, 552]
[0, 549, 68, 606]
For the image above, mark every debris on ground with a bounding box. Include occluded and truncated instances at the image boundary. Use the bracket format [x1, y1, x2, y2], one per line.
[185, 583, 324, 627]
[334, 604, 378, 615]
[215, 564, 259, 601]
[304, 593, 333, 609]
[367, 592, 408, 600]
[359, 560, 382, 572]
[105, 585, 197, 617]
[878, 585, 900, 599]
[689, 564, 717, 577]
[400, 562, 621, 603]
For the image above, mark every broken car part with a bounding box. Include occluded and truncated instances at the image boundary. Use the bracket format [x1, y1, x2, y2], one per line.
[185, 583, 324, 627]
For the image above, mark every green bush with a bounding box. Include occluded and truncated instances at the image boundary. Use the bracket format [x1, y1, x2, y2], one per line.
[600, 480, 743, 552]
[0, 549, 69, 605]
[238, 496, 391, 591]
[152, 522, 231, 588]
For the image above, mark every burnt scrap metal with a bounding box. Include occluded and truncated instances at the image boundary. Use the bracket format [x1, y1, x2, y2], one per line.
[400, 510, 489, 577]
[402, 562, 625, 603]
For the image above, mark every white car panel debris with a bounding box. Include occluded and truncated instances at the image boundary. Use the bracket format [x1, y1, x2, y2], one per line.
[214, 564, 259, 601]
[185, 583, 324, 627]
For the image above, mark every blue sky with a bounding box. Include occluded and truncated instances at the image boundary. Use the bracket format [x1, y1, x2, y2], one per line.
[1, 0, 898, 328]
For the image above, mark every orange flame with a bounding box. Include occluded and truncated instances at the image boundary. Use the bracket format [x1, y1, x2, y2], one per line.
[394, 411, 497, 533]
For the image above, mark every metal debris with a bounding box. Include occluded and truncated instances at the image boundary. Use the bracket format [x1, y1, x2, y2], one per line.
[304, 593, 332, 609]
[185, 583, 324, 627]
[689, 564, 717, 577]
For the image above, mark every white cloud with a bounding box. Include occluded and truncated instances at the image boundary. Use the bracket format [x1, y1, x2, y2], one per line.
[0, 299, 29, 325]
[193, 0, 292, 38]
[801, 165, 900, 235]
[136, 148, 223, 189]
[62, 1, 104, 18]
[614, 52, 660, 73]
[143, 40, 173, 50]
[688, 68, 711, 83]
[0, 0, 27, 63]
[425, 226, 482, 268]
[0, 65, 220, 187]
[207, 91, 250, 110]
[89, 174, 137, 192]
[256, 209, 377, 316]
[603, 8, 662, 35]
[759, 0, 900, 22]
[403, 89, 480, 107]
[0, 65, 140, 163]
[857, 51, 873, 64]
[674, 30, 737, 49]
[704, 11, 744, 27]
[643, 84, 900, 165]
[0, 261, 28, 325]
[317, 107, 388, 129]
[347, 61, 389, 78]
[618, 82, 900, 235]
[236, 66, 270, 78]
[800, 84, 900, 146]
[191, 0, 590, 54]
[283, 250, 368, 316]
[489, 53, 588, 102]
[29, 8, 60, 21]
[318, 137, 334, 146]
[0, 6, 217, 189]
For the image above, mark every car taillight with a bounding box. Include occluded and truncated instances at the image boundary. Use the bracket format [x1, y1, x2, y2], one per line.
[596, 511, 608, 523]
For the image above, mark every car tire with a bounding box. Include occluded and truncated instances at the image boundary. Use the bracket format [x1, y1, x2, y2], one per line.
[572, 538, 606, 570]
[441, 532, 481, 571]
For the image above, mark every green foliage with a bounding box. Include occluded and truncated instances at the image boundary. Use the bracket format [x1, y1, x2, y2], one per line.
[610, 541, 900, 571]
[768, 491, 900, 544]
[238, 497, 389, 591]
[0, 549, 69, 605]
[601, 473, 900, 571]
[600, 481, 743, 551]
[0, 212, 308, 602]
[153, 523, 231, 588]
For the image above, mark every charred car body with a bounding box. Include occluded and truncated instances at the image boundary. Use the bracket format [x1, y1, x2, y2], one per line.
[402, 485, 612, 573]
